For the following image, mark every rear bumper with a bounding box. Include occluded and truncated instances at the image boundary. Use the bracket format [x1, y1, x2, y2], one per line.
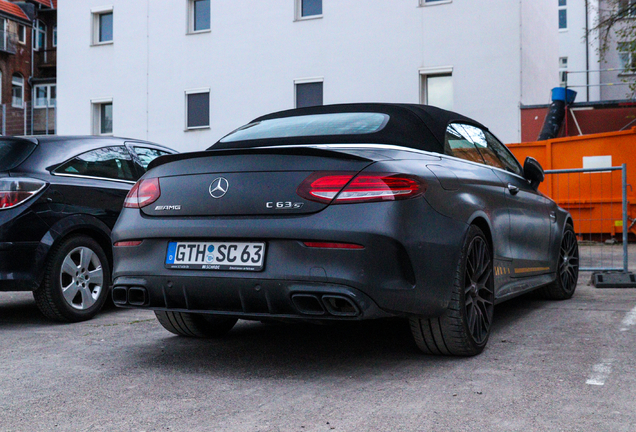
[0, 242, 41, 291]
[112, 198, 469, 320]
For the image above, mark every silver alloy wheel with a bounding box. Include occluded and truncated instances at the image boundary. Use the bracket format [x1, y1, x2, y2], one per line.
[59, 246, 104, 310]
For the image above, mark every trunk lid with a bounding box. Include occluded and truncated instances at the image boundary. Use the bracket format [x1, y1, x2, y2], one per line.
[141, 147, 380, 217]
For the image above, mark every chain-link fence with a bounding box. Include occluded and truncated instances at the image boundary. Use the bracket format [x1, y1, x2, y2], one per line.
[0, 102, 56, 136]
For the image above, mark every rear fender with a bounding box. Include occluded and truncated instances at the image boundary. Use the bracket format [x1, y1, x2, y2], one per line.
[34, 214, 113, 285]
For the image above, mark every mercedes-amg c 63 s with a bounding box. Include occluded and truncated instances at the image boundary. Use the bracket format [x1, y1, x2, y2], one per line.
[111, 103, 579, 356]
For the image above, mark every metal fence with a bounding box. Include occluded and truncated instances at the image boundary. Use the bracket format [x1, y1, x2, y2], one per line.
[0, 102, 56, 136]
[545, 164, 629, 272]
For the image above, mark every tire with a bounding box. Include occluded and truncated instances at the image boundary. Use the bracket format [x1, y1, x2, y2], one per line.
[410, 225, 495, 356]
[155, 311, 238, 337]
[539, 224, 579, 300]
[33, 235, 111, 322]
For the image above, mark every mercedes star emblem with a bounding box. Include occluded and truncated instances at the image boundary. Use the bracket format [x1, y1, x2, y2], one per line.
[209, 177, 229, 199]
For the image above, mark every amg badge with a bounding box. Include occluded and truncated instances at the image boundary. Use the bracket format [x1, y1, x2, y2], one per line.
[155, 205, 182, 211]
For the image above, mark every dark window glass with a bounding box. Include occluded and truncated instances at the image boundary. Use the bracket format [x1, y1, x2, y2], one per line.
[99, 12, 113, 42]
[558, 9, 567, 29]
[100, 103, 113, 134]
[302, 0, 322, 17]
[0, 140, 37, 171]
[221, 113, 389, 143]
[296, 82, 323, 108]
[444, 124, 486, 164]
[187, 92, 210, 128]
[55, 146, 136, 181]
[193, 0, 210, 31]
[132, 147, 172, 170]
[558, 0, 566, 6]
[481, 131, 524, 176]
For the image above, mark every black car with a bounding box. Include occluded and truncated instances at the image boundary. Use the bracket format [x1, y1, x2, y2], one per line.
[0, 136, 175, 322]
[111, 103, 579, 356]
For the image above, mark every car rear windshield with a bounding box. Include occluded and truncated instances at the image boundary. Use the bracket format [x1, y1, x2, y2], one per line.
[219, 112, 389, 143]
[0, 139, 37, 171]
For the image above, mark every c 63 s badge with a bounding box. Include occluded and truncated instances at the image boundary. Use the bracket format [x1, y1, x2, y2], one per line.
[266, 201, 304, 210]
[155, 205, 182, 211]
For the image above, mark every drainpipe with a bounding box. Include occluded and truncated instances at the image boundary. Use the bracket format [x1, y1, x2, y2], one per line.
[585, 0, 590, 102]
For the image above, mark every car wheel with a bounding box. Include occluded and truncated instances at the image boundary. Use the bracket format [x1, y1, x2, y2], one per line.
[539, 224, 579, 300]
[33, 235, 111, 322]
[410, 225, 495, 356]
[154, 311, 238, 337]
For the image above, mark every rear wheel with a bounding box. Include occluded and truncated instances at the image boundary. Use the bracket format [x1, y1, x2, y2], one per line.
[155, 311, 238, 337]
[34, 235, 111, 322]
[539, 224, 579, 300]
[410, 225, 495, 356]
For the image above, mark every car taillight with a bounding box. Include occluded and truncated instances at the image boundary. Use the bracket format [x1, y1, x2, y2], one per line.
[114, 240, 143, 247]
[124, 177, 161, 208]
[0, 177, 46, 210]
[297, 172, 425, 204]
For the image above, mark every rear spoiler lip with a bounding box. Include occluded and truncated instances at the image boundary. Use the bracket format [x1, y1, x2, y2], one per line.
[147, 145, 376, 171]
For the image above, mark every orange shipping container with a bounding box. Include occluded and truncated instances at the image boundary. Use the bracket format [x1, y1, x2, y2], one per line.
[506, 127, 636, 238]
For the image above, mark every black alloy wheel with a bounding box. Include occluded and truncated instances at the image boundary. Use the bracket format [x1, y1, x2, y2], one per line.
[464, 235, 495, 345]
[410, 225, 495, 356]
[540, 224, 579, 300]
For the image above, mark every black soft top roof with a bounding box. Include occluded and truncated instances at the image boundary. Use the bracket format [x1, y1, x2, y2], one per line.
[210, 103, 487, 153]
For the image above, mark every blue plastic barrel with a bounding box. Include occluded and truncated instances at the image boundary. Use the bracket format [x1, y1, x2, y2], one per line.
[551, 87, 577, 104]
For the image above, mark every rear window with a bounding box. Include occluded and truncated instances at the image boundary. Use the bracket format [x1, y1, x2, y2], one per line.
[0, 139, 37, 171]
[219, 112, 389, 143]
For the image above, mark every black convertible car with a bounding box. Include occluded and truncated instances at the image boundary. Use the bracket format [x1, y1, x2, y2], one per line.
[112, 103, 579, 356]
[0, 136, 174, 322]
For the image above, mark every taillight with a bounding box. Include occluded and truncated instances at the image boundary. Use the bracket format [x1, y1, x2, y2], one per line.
[297, 172, 425, 204]
[0, 177, 46, 210]
[124, 177, 161, 208]
[114, 240, 143, 247]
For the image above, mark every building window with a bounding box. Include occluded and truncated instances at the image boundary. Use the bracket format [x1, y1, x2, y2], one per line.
[296, 0, 322, 19]
[420, 69, 453, 111]
[53, 26, 57, 47]
[295, 80, 323, 108]
[92, 7, 113, 44]
[34, 84, 56, 108]
[0, 19, 6, 51]
[558, 0, 567, 30]
[12, 74, 24, 108]
[33, 20, 46, 50]
[619, 0, 636, 17]
[18, 25, 26, 44]
[188, 0, 210, 33]
[559, 57, 568, 87]
[92, 100, 113, 135]
[185, 89, 210, 129]
[618, 41, 636, 73]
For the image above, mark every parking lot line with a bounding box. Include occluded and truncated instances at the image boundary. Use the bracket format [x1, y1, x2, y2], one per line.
[620, 305, 636, 332]
[586, 359, 614, 386]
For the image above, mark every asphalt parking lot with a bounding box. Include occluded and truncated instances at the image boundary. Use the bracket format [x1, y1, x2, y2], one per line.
[1, 246, 635, 432]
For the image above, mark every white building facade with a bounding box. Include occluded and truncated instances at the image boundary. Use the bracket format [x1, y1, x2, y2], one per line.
[58, 0, 559, 150]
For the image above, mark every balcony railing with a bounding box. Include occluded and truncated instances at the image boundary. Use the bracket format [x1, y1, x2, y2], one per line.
[34, 48, 57, 67]
[0, 31, 18, 54]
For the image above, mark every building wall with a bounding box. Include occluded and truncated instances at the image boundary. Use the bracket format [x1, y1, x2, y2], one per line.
[59, 0, 558, 150]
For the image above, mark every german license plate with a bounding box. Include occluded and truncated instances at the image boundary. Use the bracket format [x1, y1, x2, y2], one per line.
[165, 241, 266, 271]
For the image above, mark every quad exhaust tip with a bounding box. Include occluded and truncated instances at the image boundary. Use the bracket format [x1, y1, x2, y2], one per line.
[112, 286, 149, 306]
[291, 293, 360, 317]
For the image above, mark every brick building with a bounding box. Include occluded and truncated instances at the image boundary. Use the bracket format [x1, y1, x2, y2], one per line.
[0, 0, 56, 135]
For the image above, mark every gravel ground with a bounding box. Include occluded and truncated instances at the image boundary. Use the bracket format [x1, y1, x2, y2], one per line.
[0, 245, 635, 432]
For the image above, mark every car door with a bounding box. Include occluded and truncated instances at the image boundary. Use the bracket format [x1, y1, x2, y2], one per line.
[473, 130, 552, 275]
[52, 146, 138, 228]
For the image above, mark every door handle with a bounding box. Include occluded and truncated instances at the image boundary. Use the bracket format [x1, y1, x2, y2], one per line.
[507, 184, 520, 195]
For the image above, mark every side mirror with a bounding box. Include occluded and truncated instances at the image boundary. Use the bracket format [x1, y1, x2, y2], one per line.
[523, 157, 544, 190]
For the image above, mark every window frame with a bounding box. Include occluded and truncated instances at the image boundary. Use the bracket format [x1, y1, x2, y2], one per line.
[294, 77, 324, 108]
[53, 25, 57, 47]
[618, 41, 636, 74]
[18, 24, 26, 45]
[34, 84, 56, 109]
[187, 0, 211, 34]
[419, 66, 453, 110]
[185, 88, 211, 130]
[33, 20, 46, 51]
[559, 56, 568, 86]
[91, 98, 114, 136]
[52, 146, 137, 184]
[295, 0, 323, 21]
[91, 6, 114, 46]
[11, 74, 24, 109]
[558, 0, 567, 31]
